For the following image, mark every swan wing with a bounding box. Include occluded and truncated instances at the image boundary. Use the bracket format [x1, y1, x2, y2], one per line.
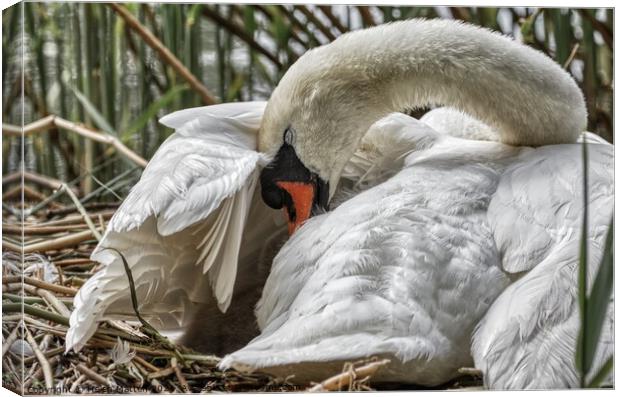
[67, 101, 268, 352]
[473, 142, 614, 388]
[220, 117, 512, 385]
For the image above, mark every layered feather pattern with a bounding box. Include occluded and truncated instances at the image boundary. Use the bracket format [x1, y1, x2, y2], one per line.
[66, 101, 270, 352]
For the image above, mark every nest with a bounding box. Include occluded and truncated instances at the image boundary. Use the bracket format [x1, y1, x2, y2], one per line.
[2, 183, 482, 393]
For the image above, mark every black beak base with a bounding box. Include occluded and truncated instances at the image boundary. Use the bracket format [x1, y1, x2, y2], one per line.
[260, 142, 329, 220]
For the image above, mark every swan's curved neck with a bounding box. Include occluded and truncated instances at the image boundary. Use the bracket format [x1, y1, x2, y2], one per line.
[261, 19, 588, 196]
[309, 19, 586, 147]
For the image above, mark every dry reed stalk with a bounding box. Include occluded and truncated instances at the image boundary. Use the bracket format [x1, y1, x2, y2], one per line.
[3, 170, 77, 193]
[356, 6, 378, 26]
[147, 366, 176, 380]
[23, 356, 60, 389]
[133, 355, 160, 372]
[1, 322, 21, 358]
[20, 229, 96, 254]
[2, 116, 147, 167]
[53, 258, 93, 266]
[307, 359, 390, 392]
[252, 4, 308, 49]
[563, 43, 581, 69]
[24, 325, 55, 389]
[76, 363, 112, 387]
[35, 210, 115, 227]
[2, 240, 21, 252]
[3, 276, 78, 296]
[317, 6, 349, 33]
[23, 347, 65, 365]
[458, 367, 483, 377]
[60, 184, 103, 241]
[3, 224, 91, 235]
[202, 6, 282, 68]
[3, 185, 62, 209]
[171, 357, 190, 392]
[295, 5, 337, 41]
[36, 288, 72, 317]
[108, 3, 217, 105]
[69, 374, 87, 393]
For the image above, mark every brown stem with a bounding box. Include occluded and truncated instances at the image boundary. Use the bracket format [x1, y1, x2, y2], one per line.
[578, 9, 613, 48]
[318, 6, 349, 34]
[3, 115, 147, 167]
[252, 5, 308, 50]
[295, 5, 337, 41]
[3, 276, 79, 296]
[202, 6, 282, 68]
[308, 359, 390, 391]
[357, 6, 378, 27]
[108, 3, 217, 105]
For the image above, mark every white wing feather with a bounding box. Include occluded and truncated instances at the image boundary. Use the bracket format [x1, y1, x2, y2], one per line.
[220, 114, 513, 385]
[67, 101, 269, 352]
[473, 141, 614, 389]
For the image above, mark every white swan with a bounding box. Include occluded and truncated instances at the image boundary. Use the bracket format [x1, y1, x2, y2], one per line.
[67, 19, 613, 389]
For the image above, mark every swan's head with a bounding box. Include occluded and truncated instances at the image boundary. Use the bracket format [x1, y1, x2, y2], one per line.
[258, 44, 384, 234]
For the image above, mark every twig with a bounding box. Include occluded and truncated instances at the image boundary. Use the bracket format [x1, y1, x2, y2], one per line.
[3, 303, 70, 325]
[3, 276, 78, 295]
[3, 170, 78, 194]
[60, 184, 103, 240]
[3, 223, 90, 235]
[357, 6, 378, 27]
[108, 3, 217, 105]
[37, 288, 72, 317]
[53, 258, 93, 266]
[1, 321, 21, 358]
[23, 347, 65, 365]
[577, 9, 613, 48]
[295, 5, 337, 41]
[202, 5, 282, 68]
[253, 5, 308, 49]
[2, 115, 147, 168]
[3, 292, 73, 307]
[308, 359, 390, 392]
[20, 229, 97, 254]
[171, 357, 191, 392]
[317, 6, 349, 33]
[147, 366, 175, 380]
[76, 363, 112, 387]
[458, 367, 483, 377]
[132, 355, 160, 372]
[563, 43, 580, 69]
[36, 210, 115, 227]
[24, 325, 54, 389]
[23, 356, 59, 389]
[69, 374, 87, 393]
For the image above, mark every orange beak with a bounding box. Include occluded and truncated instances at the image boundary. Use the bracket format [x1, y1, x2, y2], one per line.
[276, 181, 315, 235]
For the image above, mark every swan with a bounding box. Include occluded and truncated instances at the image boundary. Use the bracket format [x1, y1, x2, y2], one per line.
[66, 19, 613, 389]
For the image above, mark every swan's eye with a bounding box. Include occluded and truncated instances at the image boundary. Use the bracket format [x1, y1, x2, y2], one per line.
[283, 127, 295, 145]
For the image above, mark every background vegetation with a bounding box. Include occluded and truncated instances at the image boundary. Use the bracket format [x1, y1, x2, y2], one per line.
[2, 3, 614, 198]
[0, 3, 614, 391]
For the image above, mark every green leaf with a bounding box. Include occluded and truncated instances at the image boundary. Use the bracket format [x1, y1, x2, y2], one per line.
[520, 9, 542, 44]
[587, 356, 613, 388]
[243, 6, 257, 36]
[575, 139, 589, 383]
[584, 219, 613, 376]
[225, 73, 246, 102]
[186, 3, 202, 27]
[67, 84, 116, 134]
[121, 84, 188, 142]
